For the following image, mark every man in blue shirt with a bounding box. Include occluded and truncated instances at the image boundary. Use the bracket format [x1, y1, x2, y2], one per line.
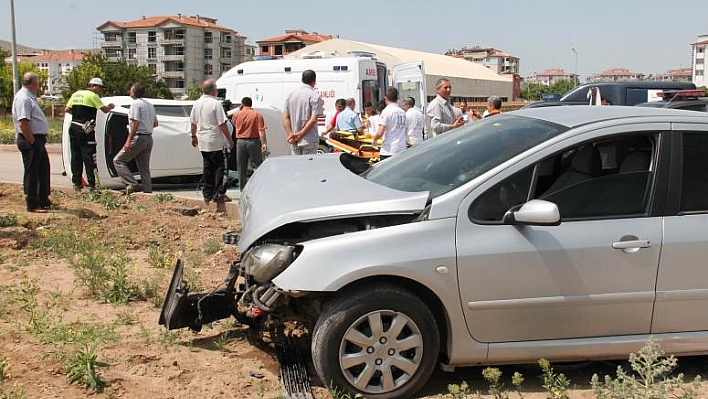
[12, 72, 51, 213]
[335, 98, 363, 133]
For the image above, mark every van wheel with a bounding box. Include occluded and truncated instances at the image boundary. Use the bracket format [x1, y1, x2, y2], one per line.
[312, 283, 439, 399]
[318, 143, 331, 154]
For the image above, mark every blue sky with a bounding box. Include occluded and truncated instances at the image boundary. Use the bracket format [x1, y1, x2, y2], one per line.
[3, 0, 707, 79]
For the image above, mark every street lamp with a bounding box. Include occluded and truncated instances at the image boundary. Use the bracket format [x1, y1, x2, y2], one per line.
[10, 0, 19, 94]
[571, 47, 578, 86]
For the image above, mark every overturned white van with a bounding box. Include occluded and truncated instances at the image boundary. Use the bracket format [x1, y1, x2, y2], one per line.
[62, 97, 290, 189]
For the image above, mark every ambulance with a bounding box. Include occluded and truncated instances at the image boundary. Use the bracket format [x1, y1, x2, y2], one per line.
[216, 52, 427, 138]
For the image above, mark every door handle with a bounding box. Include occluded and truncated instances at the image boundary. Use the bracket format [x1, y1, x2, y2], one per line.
[612, 240, 651, 250]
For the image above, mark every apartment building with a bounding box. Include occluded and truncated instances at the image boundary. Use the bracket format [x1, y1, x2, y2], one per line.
[15, 50, 85, 95]
[446, 46, 520, 75]
[257, 29, 333, 57]
[586, 68, 645, 83]
[692, 34, 708, 87]
[525, 68, 578, 85]
[645, 67, 693, 83]
[97, 14, 247, 96]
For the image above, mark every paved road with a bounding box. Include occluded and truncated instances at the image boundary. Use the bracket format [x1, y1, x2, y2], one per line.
[0, 144, 241, 214]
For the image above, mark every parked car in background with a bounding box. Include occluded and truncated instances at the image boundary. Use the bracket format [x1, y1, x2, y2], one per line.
[524, 81, 696, 108]
[634, 89, 708, 112]
[40, 93, 59, 101]
[541, 93, 562, 101]
[162, 105, 708, 398]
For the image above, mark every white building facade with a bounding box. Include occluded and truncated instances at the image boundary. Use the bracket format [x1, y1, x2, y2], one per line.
[97, 15, 247, 97]
[692, 34, 708, 88]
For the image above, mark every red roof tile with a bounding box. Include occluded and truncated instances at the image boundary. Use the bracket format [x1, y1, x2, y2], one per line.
[257, 33, 332, 44]
[98, 15, 237, 33]
[17, 51, 85, 62]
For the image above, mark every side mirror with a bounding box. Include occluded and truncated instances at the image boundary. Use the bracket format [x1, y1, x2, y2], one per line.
[502, 199, 561, 226]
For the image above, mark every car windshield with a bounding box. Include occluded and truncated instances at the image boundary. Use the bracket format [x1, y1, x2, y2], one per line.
[361, 114, 568, 199]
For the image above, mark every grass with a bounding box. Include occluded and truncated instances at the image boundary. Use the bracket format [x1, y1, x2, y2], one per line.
[0, 116, 63, 144]
[0, 213, 18, 228]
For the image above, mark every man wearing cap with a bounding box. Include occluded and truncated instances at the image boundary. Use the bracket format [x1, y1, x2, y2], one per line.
[65, 77, 115, 190]
[13, 72, 52, 213]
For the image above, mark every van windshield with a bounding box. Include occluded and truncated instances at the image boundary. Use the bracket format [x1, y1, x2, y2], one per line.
[361, 115, 568, 199]
[362, 80, 380, 110]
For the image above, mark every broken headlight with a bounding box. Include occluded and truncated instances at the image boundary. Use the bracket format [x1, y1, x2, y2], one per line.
[242, 244, 294, 283]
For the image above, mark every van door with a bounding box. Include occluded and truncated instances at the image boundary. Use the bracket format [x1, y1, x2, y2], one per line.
[392, 61, 427, 109]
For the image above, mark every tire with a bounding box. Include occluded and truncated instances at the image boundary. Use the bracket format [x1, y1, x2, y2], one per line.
[312, 283, 440, 399]
[318, 143, 331, 154]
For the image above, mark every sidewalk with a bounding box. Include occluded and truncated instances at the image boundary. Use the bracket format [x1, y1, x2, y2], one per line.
[0, 143, 240, 218]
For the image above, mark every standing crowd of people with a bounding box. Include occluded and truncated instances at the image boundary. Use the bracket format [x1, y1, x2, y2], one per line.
[11, 69, 503, 212]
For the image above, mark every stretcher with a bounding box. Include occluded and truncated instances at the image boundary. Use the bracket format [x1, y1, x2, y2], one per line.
[326, 131, 380, 161]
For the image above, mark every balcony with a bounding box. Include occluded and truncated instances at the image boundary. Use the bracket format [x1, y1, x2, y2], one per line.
[106, 56, 124, 62]
[101, 38, 123, 47]
[161, 38, 185, 46]
[219, 57, 232, 64]
[162, 71, 185, 78]
[162, 54, 185, 62]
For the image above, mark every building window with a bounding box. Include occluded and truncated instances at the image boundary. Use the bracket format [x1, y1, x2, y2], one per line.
[176, 79, 185, 89]
[261, 45, 269, 53]
[697, 70, 704, 76]
[204, 32, 212, 44]
[698, 47, 705, 53]
[221, 63, 229, 74]
[148, 31, 156, 42]
[127, 32, 136, 44]
[204, 48, 213, 60]
[148, 63, 156, 74]
[175, 47, 185, 56]
[221, 32, 232, 43]
[128, 48, 136, 59]
[105, 49, 120, 58]
[104, 32, 119, 42]
[148, 47, 157, 59]
[220, 48, 232, 58]
[176, 62, 184, 72]
[204, 63, 213, 76]
[176, 29, 185, 40]
[697, 59, 705, 65]
[274, 45, 283, 56]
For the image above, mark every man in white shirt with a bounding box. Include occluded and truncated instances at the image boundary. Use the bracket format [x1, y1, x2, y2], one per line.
[190, 79, 234, 204]
[401, 97, 425, 145]
[373, 87, 407, 160]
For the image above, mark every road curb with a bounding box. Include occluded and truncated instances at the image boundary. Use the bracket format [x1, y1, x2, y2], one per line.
[0, 143, 62, 154]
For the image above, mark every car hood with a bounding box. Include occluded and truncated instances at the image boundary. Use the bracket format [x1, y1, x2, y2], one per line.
[237, 154, 430, 251]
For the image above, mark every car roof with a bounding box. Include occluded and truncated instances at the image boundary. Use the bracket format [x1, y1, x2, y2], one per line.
[511, 105, 708, 128]
[634, 99, 708, 109]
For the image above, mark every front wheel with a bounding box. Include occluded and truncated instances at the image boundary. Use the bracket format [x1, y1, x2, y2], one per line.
[312, 283, 440, 399]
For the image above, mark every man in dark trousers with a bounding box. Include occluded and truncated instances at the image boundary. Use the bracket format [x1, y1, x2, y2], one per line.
[12, 72, 51, 213]
[65, 77, 115, 190]
[231, 97, 267, 191]
[190, 79, 235, 204]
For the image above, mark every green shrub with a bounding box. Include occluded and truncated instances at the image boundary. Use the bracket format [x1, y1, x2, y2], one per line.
[591, 338, 701, 399]
[0, 213, 18, 228]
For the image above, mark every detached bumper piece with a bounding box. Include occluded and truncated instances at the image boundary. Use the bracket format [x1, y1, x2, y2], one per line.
[275, 332, 314, 399]
[159, 259, 239, 332]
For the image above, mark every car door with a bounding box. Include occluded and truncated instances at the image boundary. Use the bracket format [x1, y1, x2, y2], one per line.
[652, 123, 708, 333]
[456, 126, 668, 343]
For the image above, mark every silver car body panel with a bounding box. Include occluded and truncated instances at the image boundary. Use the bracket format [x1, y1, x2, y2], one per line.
[238, 107, 708, 366]
[237, 154, 429, 251]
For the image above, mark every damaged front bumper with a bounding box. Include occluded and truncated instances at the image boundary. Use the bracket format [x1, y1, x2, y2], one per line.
[159, 258, 289, 332]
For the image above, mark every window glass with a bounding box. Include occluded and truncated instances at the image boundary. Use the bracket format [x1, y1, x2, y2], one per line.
[470, 133, 657, 223]
[681, 133, 708, 212]
[362, 115, 567, 199]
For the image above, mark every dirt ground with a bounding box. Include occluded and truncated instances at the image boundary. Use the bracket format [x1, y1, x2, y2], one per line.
[1, 182, 707, 399]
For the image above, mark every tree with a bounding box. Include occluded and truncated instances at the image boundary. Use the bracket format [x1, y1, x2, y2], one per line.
[185, 81, 202, 100]
[0, 57, 46, 110]
[521, 80, 577, 101]
[60, 52, 173, 100]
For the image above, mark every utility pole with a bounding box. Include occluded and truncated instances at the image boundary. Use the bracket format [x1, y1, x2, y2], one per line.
[571, 47, 578, 87]
[10, 0, 19, 94]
